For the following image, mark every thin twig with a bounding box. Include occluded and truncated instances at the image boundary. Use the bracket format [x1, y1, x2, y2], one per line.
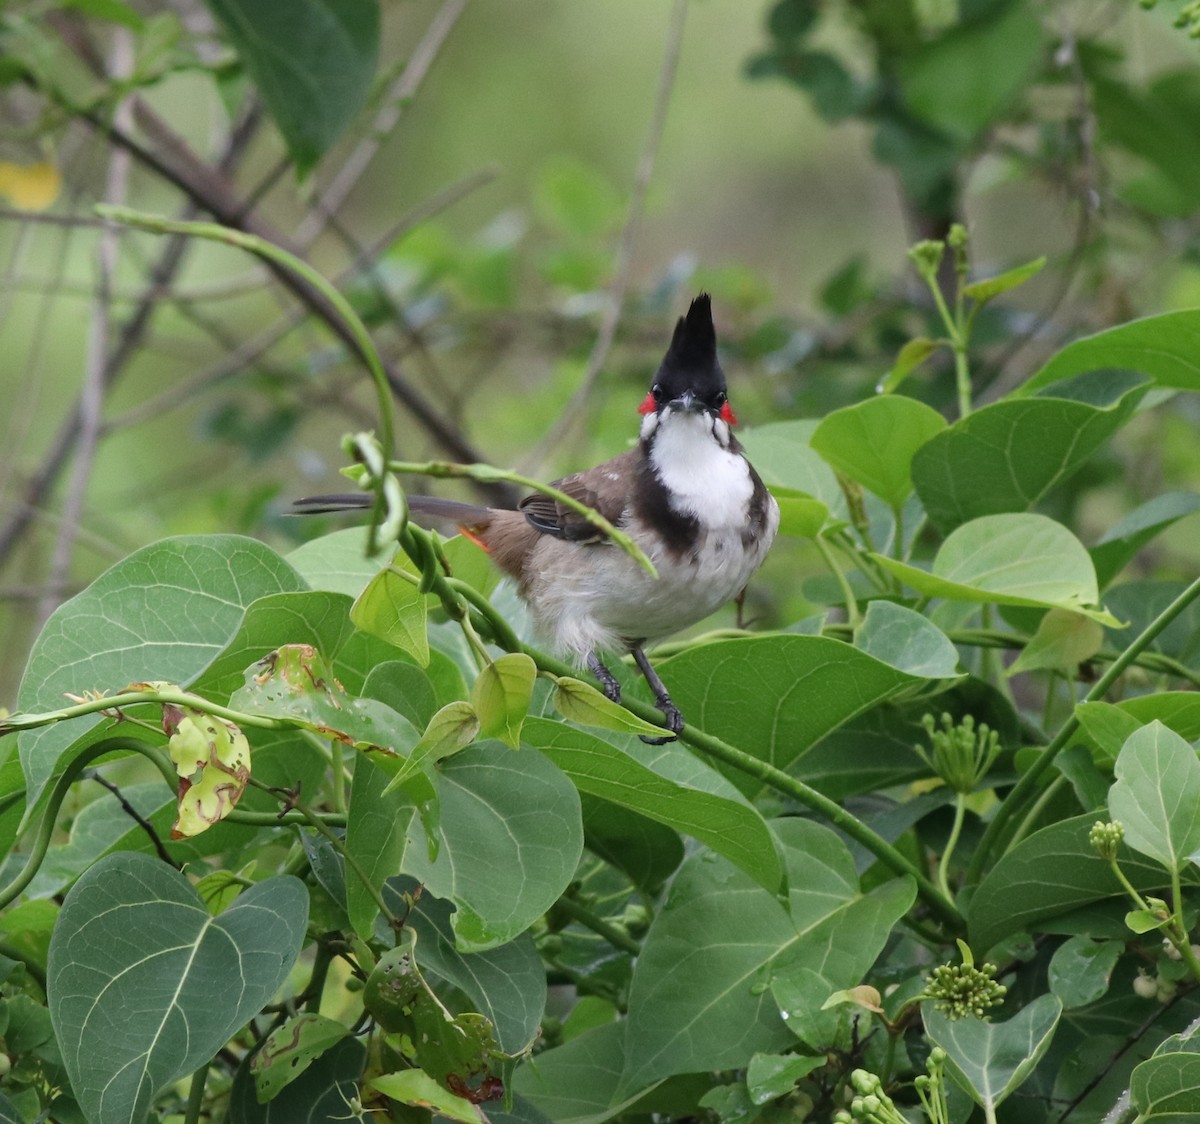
[82, 767, 179, 868]
[39, 28, 134, 627]
[519, 0, 689, 473]
[294, 0, 471, 247]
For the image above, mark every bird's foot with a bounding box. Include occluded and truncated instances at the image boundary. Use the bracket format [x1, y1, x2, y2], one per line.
[586, 652, 622, 704]
[639, 695, 684, 746]
[631, 647, 683, 745]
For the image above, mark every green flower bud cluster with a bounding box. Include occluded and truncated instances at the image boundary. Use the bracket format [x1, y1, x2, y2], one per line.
[1089, 820, 1125, 861]
[923, 946, 1007, 1020]
[914, 1047, 950, 1124]
[907, 240, 945, 284]
[917, 712, 1001, 794]
[833, 1070, 908, 1124]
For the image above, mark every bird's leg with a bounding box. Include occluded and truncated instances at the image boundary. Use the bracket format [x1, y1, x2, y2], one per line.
[586, 651, 622, 704]
[632, 647, 683, 745]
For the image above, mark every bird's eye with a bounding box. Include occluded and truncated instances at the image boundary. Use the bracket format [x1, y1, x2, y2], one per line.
[714, 391, 727, 407]
[651, 385, 664, 403]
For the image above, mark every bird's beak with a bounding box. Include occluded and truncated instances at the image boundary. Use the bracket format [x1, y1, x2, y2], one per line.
[666, 390, 703, 414]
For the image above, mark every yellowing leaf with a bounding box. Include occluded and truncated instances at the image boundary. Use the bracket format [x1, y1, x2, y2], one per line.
[471, 653, 536, 749]
[0, 161, 61, 210]
[163, 704, 250, 839]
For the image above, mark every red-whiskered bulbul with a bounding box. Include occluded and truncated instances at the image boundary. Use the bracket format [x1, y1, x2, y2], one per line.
[297, 294, 780, 743]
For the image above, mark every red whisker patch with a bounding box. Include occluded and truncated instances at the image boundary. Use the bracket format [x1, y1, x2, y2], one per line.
[637, 392, 657, 415]
[720, 401, 738, 425]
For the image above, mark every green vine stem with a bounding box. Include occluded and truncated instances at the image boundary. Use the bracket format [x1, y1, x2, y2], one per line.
[0, 736, 175, 911]
[967, 573, 1200, 883]
[94, 206, 394, 458]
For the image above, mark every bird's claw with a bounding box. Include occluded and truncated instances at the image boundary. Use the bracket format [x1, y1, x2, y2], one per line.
[639, 696, 684, 745]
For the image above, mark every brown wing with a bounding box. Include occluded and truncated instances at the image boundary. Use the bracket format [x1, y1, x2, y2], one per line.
[518, 449, 639, 542]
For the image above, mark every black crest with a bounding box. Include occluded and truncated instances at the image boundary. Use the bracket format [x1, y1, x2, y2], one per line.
[651, 293, 727, 405]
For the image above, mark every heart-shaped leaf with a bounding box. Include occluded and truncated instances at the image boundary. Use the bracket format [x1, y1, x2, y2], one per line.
[472, 654, 537, 749]
[48, 852, 307, 1124]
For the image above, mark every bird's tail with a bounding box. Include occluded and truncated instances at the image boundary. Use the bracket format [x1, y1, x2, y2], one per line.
[291, 493, 495, 536]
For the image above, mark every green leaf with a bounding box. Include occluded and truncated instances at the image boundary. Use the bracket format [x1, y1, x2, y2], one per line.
[872, 513, 1119, 625]
[189, 590, 357, 701]
[656, 635, 954, 791]
[18, 535, 304, 810]
[968, 814, 1174, 954]
[738, 421, 849, 518]
[286, 527, 386, 597]
[523, 717, 783, 893]
[1109, 722, 1200, 875]
[229, 1037, 365, 1124]
[853, 600, 960, 679]
[369, 1070, 481, 1122]
[513, 1022, 655, 1124]
[810, 395, 947, 508]
[768, 485, 831, 538]
[1091, 492, 1200, 589]
[1020, 310, 1200, 396]
[472, 654, 537, 749]
[48, 853, 307, 1124]
[878, 337, 942, 394]
[1047, 936, 1122, 1009]
[580, 795, 684, 892]
[551, 677, 666, 737]
[201, 0, 379, 176]
[1007, 609, 1105, 676]
[1125, 908, 1164, 935]
[351, 554, 429, 666]
[898, 0, 1042, 141]
[962, 256, 1046, 303]
[911, 371, 1148, 532]
[768, 877, 916, 1051]
[1121, 694, 1200, 743]
[617, 819, 914, 1094]
[924, 994, 1062, 1113]
[61, 0, 145, 29]
[1131, 1051, 1200, 1120]
[251, 1013, 350, 1103]
[1075, 701, 1143, 762]
[387, 884, 545, 1054]
[745, 1053, 825, 1105]
[380, 701, 479, 797]
[350, 745, 582, 951]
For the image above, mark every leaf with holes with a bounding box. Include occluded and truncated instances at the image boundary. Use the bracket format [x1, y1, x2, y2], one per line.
[48, 852, 307, 1124]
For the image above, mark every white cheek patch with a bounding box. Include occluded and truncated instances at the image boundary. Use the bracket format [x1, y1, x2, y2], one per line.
[639, 412, 659, 441]
[650, 412, 753, 529]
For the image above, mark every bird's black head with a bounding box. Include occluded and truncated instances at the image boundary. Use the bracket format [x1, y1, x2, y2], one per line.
[639, 293, 736, 423]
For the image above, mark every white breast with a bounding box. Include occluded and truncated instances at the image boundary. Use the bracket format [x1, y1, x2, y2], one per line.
[648, 412, 753, 529]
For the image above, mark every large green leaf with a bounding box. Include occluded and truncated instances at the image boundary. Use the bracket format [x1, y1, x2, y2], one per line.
[968, 814, 1174, 954]
[1019, 309, 1200, 396]
[47, 853, 307, 1124]
[286, 527, 385, 597]
[853, 600, 960, 679]
[351, 552, 429, 666]
[738, 420, 849, 518]
[654, 635, 953, 791]
[347, 744, 582, 952]
[202, 0, 379, 176]
[911, 371, 1147, 532]
[384, 883, 545, 1055]
[1091, 492, 1200, 589]
[189, 590, 356, 701]
[617, 819, 914, 1095]
[809, 395, 946, 509]
[513, 1023, 654, 1124]
[17, 536, 305, 809]
[522, 717, 783, 893]
[924, 994, 1062, 1113]
[873, 513, 1118, 625]
[1109, 722, 1200, 875]
[1130, 1051, 1200, 1121]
